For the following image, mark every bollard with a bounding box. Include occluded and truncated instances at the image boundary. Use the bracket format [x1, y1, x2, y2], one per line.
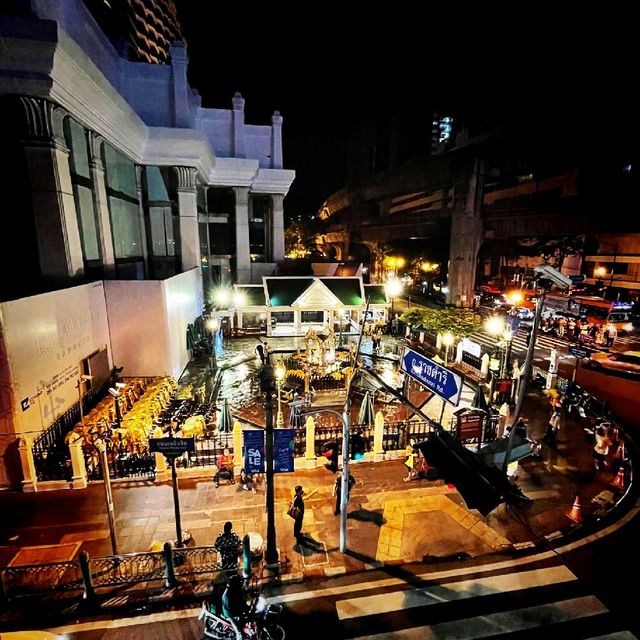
[79, 550, 96, 603]
[163, 541, 177, 588]
[242, 534, 251, 579]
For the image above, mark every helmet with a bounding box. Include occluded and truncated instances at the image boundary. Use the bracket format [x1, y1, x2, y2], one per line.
[227, 574, 243, 588]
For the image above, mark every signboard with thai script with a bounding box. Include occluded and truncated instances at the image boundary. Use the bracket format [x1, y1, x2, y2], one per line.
[244, 430, 265, 473]
[456, 410, 484, 441]
[401, 346, 463, 405]
[274, 429, 295, 473]
[149, 437, 195, 458]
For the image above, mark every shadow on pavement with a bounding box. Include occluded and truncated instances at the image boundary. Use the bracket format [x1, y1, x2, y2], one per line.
[347, 508, 386, 526]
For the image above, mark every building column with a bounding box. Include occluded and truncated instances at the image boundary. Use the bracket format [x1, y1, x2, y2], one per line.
[232, 92, 246, 158]
[173, 166, 200, 271]
[271, 193, 285, 262]
[305, 416, 317, 467]
[271, 111, 283, 169]
[67, 432, 88, 489]
[18, 436, 37, 493]
[266, 311, 273, 337]
[233, 187, 251, 283]
[87, 131, 116, 273]
[294, 309, 302, 334]
[19, 97, 84, 279]
[447, 159, 484, 307]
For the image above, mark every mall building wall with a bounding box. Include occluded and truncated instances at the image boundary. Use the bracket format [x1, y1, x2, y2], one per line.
[0, 282, 111, 487]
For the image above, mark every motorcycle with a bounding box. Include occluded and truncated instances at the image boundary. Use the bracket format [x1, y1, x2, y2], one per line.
[199, 591, 285, 640]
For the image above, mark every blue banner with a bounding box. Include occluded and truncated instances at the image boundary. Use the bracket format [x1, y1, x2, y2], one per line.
[401, 346, 463, 405]
[243, 430, 265, 473]
[274, 429, 295, 473]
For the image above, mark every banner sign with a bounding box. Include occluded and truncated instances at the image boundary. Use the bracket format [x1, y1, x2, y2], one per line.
[274, 428, 295, 473]
[243, 430, 265, 473]
[401, 346, 463, 405]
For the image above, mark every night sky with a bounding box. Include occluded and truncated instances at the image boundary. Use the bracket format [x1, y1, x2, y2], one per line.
[174, 5, 636, 224]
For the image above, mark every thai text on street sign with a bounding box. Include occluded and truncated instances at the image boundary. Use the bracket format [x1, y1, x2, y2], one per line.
[244, 429, 265, 473]
[149, 437, 195, 458]
[401, 346, 463, 405]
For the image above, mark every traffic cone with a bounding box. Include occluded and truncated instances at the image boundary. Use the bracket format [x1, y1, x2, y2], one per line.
[611, 466, 626, 491]
[566, 495, 582, 524]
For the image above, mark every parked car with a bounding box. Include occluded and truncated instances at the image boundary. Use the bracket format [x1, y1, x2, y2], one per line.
[473, 286, 506, 309]
[586, 350, 640, 377]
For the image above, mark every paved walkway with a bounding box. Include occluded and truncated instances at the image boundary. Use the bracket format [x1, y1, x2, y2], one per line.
[0, 335, 636, 624]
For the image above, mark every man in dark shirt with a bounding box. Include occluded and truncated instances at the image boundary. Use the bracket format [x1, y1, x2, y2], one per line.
[214, 521, 242, 571]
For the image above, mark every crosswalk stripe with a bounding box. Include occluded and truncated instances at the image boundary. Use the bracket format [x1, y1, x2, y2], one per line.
[336, 565, 576, 620]
[348, 595, 608, 640]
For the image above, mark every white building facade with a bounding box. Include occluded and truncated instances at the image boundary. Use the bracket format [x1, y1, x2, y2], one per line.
[0, 0, 294, 488]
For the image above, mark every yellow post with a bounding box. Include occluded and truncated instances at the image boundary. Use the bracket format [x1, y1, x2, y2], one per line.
[305, 416, 316, 467]
[373, 410, 385, 461]
[66, 431, 88, 489]
[233, 420, 243, 473]
[152, 426, 170, 482]
[18, 436, 37, 492]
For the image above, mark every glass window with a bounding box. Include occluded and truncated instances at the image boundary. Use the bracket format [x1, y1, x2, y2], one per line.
[145, 166, 170, 201]
[110, 197, 142, 258]
[74, 184, 100, 261]
[64, 118, 90, 179]
[149, 206, 176, 257]
[103, 144, 137, 198]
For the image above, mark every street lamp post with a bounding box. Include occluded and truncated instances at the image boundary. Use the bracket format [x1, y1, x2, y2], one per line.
[385, 280, 403, 325]
[259, 359, 279, 569]
[302, 408, 351, 552]
[76, 374, 94, 428]
[275, 361, 285, 428]
[442, 332, 454, 366]
[88, 429, 119, 555]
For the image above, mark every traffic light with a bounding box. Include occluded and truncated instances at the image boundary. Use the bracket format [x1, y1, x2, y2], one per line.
[416, 430, 529, 516]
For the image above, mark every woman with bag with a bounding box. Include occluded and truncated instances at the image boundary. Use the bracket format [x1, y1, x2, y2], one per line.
[291, 485, 305, 545]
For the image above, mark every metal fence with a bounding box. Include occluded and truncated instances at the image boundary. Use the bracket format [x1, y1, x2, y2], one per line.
[83, 441, 156, 481]
[32, 381, 109, 482]
[0, 545, 224, 603]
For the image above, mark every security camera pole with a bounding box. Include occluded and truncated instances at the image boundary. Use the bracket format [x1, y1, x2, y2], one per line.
[502, 265, 571, 472]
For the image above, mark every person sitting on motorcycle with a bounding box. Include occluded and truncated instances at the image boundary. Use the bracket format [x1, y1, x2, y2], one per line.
[222, 574, 249, 640]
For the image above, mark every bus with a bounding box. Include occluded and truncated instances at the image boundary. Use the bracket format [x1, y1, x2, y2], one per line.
[543, 293, 634, 333]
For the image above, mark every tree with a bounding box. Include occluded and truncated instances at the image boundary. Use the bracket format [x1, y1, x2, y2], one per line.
[535, 235, 584, 272]
[285, 220, 320, 258]
[400, 307, 482, 337]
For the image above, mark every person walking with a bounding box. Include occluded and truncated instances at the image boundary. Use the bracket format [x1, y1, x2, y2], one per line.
[292, 485, 305, 545]
[606, 323, 617, 347]
[403, 438, 417, 482]
[333, 473, 356, 515]
[214, 521, 242, 572]
[543, 409, 561, 447]
[593, 426, 612, 471]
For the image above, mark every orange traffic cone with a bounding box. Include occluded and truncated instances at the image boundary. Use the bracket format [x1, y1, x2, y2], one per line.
[566, 495, 582, 524]
[611, 466, 626, 491]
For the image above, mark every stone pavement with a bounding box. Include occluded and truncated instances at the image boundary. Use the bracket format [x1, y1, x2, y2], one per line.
[0, 385, 635, 588]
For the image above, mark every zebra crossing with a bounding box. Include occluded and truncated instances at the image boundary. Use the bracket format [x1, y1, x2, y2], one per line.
[467, 329, 636, 359]
[276, 556, 638, 640]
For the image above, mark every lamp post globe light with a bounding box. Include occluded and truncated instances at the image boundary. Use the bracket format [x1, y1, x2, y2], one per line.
[385, 279, 403, 321]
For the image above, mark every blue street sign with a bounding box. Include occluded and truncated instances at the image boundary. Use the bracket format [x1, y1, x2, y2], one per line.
[568, 346, 589, 359]
[401, 346, 463, 405]
[569, 274, 585, 283]
[274, 429, 295, 473]
[243, 430, 265, 473]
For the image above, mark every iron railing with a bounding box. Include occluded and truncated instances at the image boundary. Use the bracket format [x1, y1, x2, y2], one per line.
[0, 560, 83, 599]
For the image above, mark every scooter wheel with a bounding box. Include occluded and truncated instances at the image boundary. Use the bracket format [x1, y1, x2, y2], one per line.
[259, 624, 286, 640]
